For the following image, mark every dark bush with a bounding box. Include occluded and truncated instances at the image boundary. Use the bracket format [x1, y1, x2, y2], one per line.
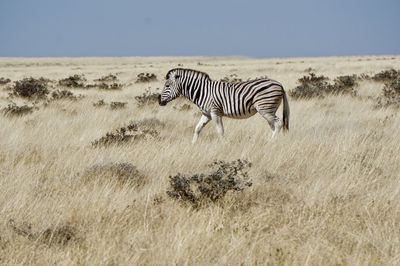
[51, 89, 77, 100]
[11, 77, 49, 99]
[289, 73, 330, 99]
[94, 74, 118, 83]
[93, 99, 106, 107]
[8, 219, 78, 247]
[91, 120, 159, 147]
[58, 74, 86, 88]
[96, 82, 123, 90]
[41, 225, 77, 246]
[135, 73, 157, 83]
[167, 159, 252, 208]
[376, 78, 400, 108]
[0, 77, 11, 85]
[2, 103, 35, 116]
[372, 69, 400, 82]
[135, 89, 159, 106]
[81, 162, 146, 187]
[110, 101, 127, 110]
[329, 75, 358, 96]
[289, 73, 358, 99]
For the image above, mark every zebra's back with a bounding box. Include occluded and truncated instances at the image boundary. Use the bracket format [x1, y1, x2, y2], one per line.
[212, 78, 284, 118]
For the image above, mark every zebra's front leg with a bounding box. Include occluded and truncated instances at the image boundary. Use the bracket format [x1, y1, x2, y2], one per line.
[211, 113, 224, 138]
[192, 114, 211, 143]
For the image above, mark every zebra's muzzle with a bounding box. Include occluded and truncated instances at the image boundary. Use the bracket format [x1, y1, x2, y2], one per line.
[158, 95, 167, 106]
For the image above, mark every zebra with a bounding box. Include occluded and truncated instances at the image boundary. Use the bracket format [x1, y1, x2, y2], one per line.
[158, 68, 289, 143]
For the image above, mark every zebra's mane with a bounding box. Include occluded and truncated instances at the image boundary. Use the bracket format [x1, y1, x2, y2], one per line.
[166, 68, 211, 80]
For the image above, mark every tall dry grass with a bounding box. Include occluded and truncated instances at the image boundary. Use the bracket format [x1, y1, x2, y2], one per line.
[0, 56, 400, 265]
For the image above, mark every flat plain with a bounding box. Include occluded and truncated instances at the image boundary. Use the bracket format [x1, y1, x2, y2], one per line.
[0, 56, 399, 265]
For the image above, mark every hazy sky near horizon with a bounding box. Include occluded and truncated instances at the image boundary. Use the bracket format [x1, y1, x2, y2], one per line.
[0, 0, 399, 58]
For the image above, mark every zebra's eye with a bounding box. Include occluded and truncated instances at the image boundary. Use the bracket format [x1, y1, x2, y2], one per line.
[175, 75, 180, 79]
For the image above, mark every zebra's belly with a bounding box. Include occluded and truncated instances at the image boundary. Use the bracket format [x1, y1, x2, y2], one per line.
[223, 109, 257, 119]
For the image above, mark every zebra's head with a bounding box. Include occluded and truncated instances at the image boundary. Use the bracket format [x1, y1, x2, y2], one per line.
[159, 69, 183, 106]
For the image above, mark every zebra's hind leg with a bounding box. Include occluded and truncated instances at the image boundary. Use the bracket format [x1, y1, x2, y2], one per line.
[192, 114, 211, 144]
[259, 111, 283, 140]
[211, 113, 224, 139]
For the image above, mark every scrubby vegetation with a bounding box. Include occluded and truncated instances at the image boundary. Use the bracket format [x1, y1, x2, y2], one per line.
[51, 89, 78, 100]
[110, 101, 127, 110]
[289, 73, 330, 99]
[371, 69, 400, 82]
[96, 82, 123, 90]
[10, 77, 49, 99]
[2, 102, 36, 116]
[94, 74, 118, 83]
[0, 77, 11, 85]
[167, 160, 252, 208]
[59, 74, 86, 88]
[289, 73, 358, 99]
[81, 162, 146, 187]
[8, 219, 78, 247]
[376, 78, 400, 108]
[135, 73, 157, 83]
[91, 120, 160, 147]
[330, 75, 358, 96]
[134, 89, 159, 106]
[93, 99, 106, 107]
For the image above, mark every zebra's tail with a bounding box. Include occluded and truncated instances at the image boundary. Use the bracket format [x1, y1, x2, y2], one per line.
[282, 90, 290, 132]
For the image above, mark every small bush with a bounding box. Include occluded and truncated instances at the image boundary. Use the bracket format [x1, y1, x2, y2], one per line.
[96, 82, 123, 90]
[329, 75, 358, 96]
[376, 78, 400, 108]
[8, 219, 78, 246]
[11, 77, 49, 99]
[372, 69, 400, 82]
[289, 73, 358, 99]
[93, 99, 106, 107]
[220, 74, 242, 83]
[58, 74, 86, 88]
[110, 101, 127, 110]
[0, 77, 11, 85]
[81, 162, 146, 187]
[92, 120, 159, 147]
[51, 89, 77, 100]
[94, 74, 118, 83]
[135, 73, 157, 83]
[41, 225, 77, 246]
[289, 73, 330, 99]
[135, 89, 159, 106]
[2, 103, 35, 116]
[167, 159, 252, 208]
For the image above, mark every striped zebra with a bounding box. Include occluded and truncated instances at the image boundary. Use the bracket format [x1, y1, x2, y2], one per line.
[158, 68, 289, 143]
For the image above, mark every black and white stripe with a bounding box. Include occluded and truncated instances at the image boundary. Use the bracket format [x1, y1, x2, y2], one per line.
[159, 68, 289, 143]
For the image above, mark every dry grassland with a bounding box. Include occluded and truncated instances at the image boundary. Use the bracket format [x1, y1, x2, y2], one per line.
[0, 56, 399, 265]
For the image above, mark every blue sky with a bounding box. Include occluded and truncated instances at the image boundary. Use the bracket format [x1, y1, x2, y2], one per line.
[0, 0, 399, 57]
